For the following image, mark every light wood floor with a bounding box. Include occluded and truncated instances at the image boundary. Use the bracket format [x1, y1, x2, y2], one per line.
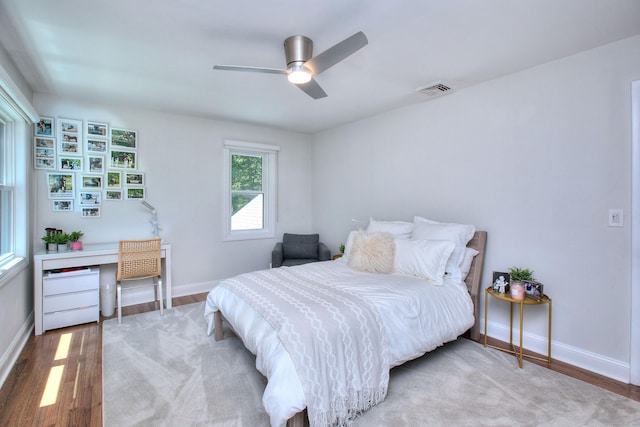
[0, 293, 638, 426]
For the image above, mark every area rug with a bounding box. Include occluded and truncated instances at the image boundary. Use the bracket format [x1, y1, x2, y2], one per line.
[103, 302, 640, 426]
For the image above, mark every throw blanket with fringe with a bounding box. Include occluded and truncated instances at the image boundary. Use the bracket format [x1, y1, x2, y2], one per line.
[219, 267, 389, 427]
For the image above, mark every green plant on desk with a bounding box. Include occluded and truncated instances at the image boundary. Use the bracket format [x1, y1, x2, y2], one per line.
[69, 231, 83, 242]
[41, 234, 57, 244]
[508, 267, 534, 282]
[54, 233, 70, 244]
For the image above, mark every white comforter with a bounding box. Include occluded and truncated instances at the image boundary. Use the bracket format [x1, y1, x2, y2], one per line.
[204, 260, 474, 427]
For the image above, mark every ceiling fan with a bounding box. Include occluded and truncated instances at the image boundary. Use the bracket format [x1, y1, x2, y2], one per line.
[213, 31, 368, 99]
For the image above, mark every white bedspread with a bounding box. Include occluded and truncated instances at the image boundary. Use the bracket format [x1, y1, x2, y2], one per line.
[205, 260, 474, 427]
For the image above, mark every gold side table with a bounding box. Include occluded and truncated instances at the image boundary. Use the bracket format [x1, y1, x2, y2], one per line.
[483, 286, 552, 368]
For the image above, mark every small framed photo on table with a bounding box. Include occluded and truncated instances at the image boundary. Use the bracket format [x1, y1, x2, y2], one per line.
[525, 281, 544, 301]
[492, 271, 510, 294]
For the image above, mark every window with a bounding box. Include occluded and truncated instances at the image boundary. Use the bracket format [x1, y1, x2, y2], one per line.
[223, 140, 279, 241]
[0, 75, 31, 286]
[0, 119, 13, 260]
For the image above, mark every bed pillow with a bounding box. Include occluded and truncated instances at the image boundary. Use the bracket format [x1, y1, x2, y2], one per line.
[348, 231, 395, 273]
[341, 230, 357, 262]
[412, 216, 475, 246]
[412, 216, 475, 276]
[394, 239, 455, 285]
[367, 219, 413, 239]
[460, 247, 480, 280]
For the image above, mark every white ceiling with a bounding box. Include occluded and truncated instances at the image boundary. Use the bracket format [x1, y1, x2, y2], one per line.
[1, 0, 640, 134]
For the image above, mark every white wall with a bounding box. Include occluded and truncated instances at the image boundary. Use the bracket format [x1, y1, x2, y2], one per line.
[311, 35, 640, 381]
[33, 94, 313, 297]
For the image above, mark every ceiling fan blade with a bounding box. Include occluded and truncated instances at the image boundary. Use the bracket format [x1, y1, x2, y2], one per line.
[303, 31, 368, 75]
[213, 65, 287, 75]
[296, 78, 327, 99]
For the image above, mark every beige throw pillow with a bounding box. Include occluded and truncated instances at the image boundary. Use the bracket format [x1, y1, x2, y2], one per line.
[348, 231, 395, 274]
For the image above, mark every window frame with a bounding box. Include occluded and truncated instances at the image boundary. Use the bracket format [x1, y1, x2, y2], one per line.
[222, 140, 279, 241]
[0, 67, 35, 288]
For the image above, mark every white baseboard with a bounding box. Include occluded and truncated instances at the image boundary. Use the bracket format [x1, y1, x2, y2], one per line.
[484, 320, 630, 383]
[172, 280, 219, 298]
[0, 312, 33, 390]
[117, 280, 218, 308]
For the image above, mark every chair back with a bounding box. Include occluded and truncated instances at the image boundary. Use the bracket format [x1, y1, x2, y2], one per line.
[117, 238, 162, 281]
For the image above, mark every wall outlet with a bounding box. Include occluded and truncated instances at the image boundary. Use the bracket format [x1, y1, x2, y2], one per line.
[609, 209, 624, 227]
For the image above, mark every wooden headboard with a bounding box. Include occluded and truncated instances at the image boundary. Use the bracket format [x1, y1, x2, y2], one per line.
[464, 231, 487, 341]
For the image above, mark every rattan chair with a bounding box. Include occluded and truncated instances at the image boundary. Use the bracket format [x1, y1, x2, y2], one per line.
[116, 238, 164, 323]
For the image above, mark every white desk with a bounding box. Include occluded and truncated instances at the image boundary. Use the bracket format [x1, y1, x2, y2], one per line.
[33, 243, 172, 335]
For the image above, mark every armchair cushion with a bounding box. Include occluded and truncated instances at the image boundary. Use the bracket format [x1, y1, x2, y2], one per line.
[272, 233, 331, 268]
[282, 233, 319, 259]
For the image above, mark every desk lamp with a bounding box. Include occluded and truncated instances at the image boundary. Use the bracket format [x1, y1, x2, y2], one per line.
[141, 201, 160, 238]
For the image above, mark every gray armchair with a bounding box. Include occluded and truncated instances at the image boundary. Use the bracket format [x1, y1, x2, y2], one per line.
[272, 233, 331, 268]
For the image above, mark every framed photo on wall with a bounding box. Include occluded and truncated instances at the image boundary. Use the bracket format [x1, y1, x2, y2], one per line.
[107, 170, 122, 188]
[59, 156, 83, 171]
[125, 187, 145, 200]
[35, 157, 56, 170]
[105, 190, 122, 200]
[109, 149, 136, 169]
[79, 191, 102, 206]
[80, 174, 103, 189]
[125, 172, 144, 186]
[86, 138, 107, 153]
[81, 207, 101, 217]
[111, 128, 137, 149]
[58, 118, 83, 156]
[87, 155, 105, 174]
[35, 117, 54, 137]
[47, 173, 75, 199]
[87, 121, 108, 137]
[52, 200, 73, 212]
[34, 137, 56, 170]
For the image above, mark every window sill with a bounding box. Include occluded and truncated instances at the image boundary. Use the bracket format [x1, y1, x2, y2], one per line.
[0, 257, 27, 290]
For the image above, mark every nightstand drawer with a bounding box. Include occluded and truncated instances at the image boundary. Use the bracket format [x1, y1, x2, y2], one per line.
[44, 290, 99, 313]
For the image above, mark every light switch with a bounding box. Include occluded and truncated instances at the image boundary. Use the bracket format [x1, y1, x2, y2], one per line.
[608, 209, 623, 227]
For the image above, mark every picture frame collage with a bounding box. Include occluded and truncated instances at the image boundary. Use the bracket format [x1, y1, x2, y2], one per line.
[35, 117, 146, 217]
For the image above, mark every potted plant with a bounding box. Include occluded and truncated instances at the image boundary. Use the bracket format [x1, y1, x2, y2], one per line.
[41, 233, 58, 252]
[508, 267, 534, 300]
[54, 232, 70, 252]
[69, 231, 84, 251]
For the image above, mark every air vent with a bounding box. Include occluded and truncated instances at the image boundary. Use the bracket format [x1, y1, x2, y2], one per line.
[416, 81, 455, 98]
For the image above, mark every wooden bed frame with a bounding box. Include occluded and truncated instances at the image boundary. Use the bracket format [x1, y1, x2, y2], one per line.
[214, 230, 488, 427]
[463, 230, 488, 341]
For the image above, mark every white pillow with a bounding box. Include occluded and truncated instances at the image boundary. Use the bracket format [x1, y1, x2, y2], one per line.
[367, 219, 413, 239]
[412, 216, 475, 246]
[412, 216, 475, 275]
[394, 239, 455, 285]
[460, 247, 479, 280]
[342, 230, 357, 262]
[348, 231, 395, 274]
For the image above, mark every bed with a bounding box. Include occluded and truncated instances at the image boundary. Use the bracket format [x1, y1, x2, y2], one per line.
[205, 218, 487, 427]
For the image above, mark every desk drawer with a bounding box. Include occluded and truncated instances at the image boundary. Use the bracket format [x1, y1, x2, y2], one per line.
[44, 290, 99, 313]
[43, 269, 99, 296]
[43, 306, 99, 331]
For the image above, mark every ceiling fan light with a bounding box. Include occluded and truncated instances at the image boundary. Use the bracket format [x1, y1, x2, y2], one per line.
[287, 65, 312, 84]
